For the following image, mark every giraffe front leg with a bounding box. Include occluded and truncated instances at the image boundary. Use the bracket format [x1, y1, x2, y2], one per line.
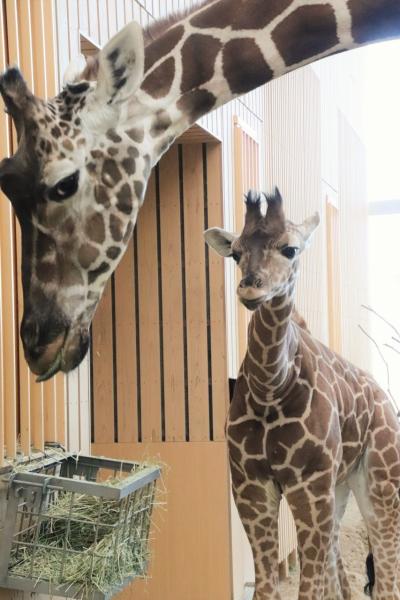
[324, 482, 351, 600]
[231, 467, 282, 600]
[285, 483, 339, 600]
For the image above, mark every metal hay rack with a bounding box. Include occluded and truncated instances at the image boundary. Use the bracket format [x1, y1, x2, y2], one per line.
[0, 449, 161, 599]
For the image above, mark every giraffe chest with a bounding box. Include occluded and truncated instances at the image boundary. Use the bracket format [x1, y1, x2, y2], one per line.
[228, 379, 372, 488]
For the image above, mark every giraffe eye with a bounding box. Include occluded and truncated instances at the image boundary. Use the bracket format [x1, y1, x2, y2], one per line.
[49, 171, 79, 201]
[231, 252, 241, 263]
[280, 246, 299, 259]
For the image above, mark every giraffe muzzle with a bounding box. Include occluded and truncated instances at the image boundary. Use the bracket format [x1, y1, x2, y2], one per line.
[21, 313, 90, 380]
[34, 327, 90, 381]
[240, 296, 267, 311]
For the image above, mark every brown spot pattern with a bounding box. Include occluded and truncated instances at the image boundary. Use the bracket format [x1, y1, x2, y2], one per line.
[110, 214, 124, 242]
[142, 57, 175, 98]
[150, 111, 172, 137]
[145, 24, 184, 72]
[223, 38, 273, 94]
[85, 212, 105, 244]
[101, 159, 122, 187]
[78, 244, 99, 269]
[121, 157, 136, 175]
[126, 128, 144, 143]
[272, 4, 339, 67]
[181, 34, 222, 93]
[191, 0, 293, 30]
[349, 0, 400, 43]
[116, 183, 133, 215]
[177, 89, 216, 123]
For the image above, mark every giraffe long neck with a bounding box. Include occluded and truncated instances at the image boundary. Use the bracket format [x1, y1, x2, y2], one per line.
[138, 0, 400, 144]
[243, 277, 299, 407]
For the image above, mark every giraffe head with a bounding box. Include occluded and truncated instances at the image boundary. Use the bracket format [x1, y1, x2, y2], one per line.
[0, 23, 167, 380]
[204, 188, 320, 310]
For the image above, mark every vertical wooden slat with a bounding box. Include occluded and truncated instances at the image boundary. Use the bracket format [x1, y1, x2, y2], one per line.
[78, 355, 91, 452]
[115, 238, 138, 443]
[0, 0, 18, 463]
[44, 387, 57, 442]
[136, 172, 162, 442]
[0, 4, 4, 459]
[67, 369, 80, 450]
[159, 146, 185, 441]
[233, 118, 261, 370]
[233, 118, 249, 364]
[4, 0, 23, 459]
[92, 280, 114, 443]
[55, 372, 66, 446]
[30, 0, 54, 449]
[21, 0, 38, 454]
[206, 143, 228, 441]
[183, 144, 209, 441]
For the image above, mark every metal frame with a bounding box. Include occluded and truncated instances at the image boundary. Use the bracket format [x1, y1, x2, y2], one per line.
[0, 453, 160, 599]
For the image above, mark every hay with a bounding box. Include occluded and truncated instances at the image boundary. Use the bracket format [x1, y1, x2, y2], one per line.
[8, 463, 159, 598]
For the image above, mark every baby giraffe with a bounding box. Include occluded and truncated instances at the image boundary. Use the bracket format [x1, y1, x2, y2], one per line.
[204, 189, 400, 600]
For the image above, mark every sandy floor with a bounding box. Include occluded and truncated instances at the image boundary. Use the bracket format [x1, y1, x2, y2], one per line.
[279, 493, 369, 599]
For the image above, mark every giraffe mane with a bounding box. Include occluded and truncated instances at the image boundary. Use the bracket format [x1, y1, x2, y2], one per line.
[143, 0, 214, 45]
[79, 1, 214, 82]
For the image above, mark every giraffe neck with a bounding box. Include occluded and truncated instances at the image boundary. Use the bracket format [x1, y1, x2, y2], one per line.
[135, 0, 400, 155]
[243, 277, 299, 407]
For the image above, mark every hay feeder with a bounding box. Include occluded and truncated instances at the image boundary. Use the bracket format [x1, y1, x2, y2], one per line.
[0, 450, 160, 599]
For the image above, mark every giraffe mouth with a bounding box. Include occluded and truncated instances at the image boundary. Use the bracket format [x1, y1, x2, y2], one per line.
[241, 296, 267, 311]
[34, 326, 90, 381]
[36, 353, 62, 382]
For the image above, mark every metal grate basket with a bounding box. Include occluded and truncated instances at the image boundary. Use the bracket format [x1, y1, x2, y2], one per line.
[0, 450, 161, 599]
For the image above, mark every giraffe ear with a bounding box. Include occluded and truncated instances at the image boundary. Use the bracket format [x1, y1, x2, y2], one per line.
[204, 227, 237, 257]
[63, 54, 88, 86]
[94, 21, 144, 105]
[299, 212, 320, 244]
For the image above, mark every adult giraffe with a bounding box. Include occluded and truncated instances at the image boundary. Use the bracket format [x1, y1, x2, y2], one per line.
[0, 0, 399, 380]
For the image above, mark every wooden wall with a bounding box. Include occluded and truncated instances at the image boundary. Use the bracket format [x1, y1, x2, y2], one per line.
[91, 142, 228, 445]
[90, 140, 232, 600]
[233, 116, 260, 364]
[0, 0, 67, 467]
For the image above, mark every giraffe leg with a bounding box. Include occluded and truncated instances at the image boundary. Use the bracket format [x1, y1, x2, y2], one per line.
[231, 471, 282, 600]
[324, 482, 351, 600]
[350, 453, 400, 600]
[284, 482, 338, 600]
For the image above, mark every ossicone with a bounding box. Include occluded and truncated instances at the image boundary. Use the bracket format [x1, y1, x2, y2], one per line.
[263, 186, 283, 208]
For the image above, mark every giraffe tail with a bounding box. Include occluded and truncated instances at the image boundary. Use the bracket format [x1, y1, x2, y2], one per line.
[364, 552, 375, 597]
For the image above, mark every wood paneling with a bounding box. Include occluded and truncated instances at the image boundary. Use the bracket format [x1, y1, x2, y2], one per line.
[206, 144, 229, 441]
[0, 0, 67, 463]
[0, 0, 18, 464]
[91, 142, 228, 445]
[114, 238, 139, 444]
[158, 147, 185, 441]
[183, 144, 210, 441]
[136, 172, 163, 442]
[234, 116, 260, 364]
[92, 281, 114, 444]
[92, 441, 232, 600]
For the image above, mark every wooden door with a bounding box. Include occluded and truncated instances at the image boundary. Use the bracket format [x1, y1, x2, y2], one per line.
[91, 139, 233, 600]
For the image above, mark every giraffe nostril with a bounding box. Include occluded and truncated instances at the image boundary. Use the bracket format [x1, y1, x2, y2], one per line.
[22, 319, 40, 349]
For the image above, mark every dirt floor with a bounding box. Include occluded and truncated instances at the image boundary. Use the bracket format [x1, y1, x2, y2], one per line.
[280, 493, 370, 599]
